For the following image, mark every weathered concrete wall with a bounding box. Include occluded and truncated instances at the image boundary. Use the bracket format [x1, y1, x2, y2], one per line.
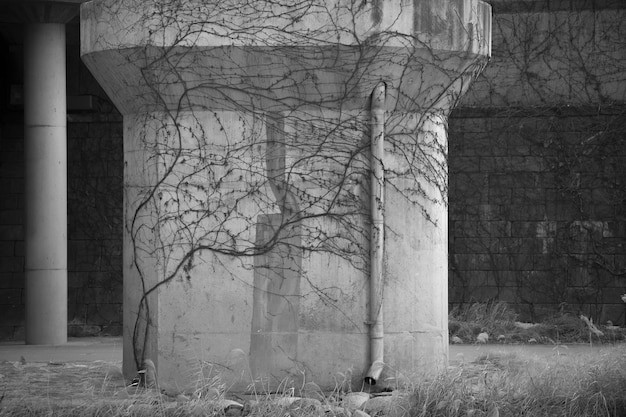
[114, 108, 453, 391]
[448, 2, 626, 323]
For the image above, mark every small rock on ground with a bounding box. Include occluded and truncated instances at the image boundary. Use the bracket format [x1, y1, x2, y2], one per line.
[361, 394, 412, 417]
[288, 398, 323, 415]
[343, 392, 370, 410]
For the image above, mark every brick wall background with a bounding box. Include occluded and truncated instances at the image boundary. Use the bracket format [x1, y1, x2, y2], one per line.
[449, 107, 626, 323]
[448, 2, 626, 323]
[66, 115, 123, 337]
[0, 121, 25, 339]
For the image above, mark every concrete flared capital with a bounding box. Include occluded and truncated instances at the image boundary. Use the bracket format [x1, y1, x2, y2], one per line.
[81, 0, 491, 114]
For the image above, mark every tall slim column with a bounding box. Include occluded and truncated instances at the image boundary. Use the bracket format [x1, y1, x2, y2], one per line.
[24, 23, 68, 345]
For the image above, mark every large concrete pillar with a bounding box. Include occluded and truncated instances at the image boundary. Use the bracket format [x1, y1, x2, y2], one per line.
[23, 22, 68, 345]
[81, 0, 490, 391]
[1, 1, 83, 344]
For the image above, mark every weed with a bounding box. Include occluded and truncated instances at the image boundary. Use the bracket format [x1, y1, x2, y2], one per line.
[411, 346, 626, 417]
[449, 302, 626, 344]
[3, 302, 626, 416]
[2, 346, 626, 416]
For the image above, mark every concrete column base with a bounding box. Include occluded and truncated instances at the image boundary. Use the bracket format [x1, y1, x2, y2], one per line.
[25, 270, 67, 345]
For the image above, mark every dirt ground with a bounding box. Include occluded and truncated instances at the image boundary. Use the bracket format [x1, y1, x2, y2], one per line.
[0, 343, 617, 411]
[0, 359, 130, 406]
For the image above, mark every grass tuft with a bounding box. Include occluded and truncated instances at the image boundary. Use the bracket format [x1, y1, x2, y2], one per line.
[449, 301, 626, 344]
[410, 345, 626, 417]
[3, 302, 626, 416]
[3, 346, 626, 416]
[449, 301, 518, 342]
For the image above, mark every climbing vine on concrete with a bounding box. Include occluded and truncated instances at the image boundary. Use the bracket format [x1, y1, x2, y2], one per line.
[82, 0, 490, 368]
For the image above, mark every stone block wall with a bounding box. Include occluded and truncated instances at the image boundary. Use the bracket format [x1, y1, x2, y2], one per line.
[448, 1, 626, 324]
[0, 122, 26, 340]
[449, 106, 626, 323]
[66, 115, 123, 337]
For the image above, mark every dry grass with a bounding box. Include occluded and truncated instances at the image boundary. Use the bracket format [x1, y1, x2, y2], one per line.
[410, 345, 626, 416]
[2, 345, 626, 416]
[449, 301, 626, 344]
[3, 303, 626, 417]
[0, 360, 161, 416]
[449, 302, 519, 341]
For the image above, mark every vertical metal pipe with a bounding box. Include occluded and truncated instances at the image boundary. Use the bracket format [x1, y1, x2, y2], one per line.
[365, 82, 386, 385]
